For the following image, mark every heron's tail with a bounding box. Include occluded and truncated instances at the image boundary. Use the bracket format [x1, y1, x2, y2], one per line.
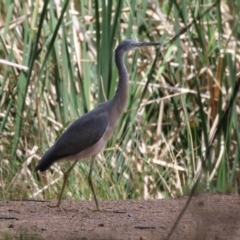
[35, 149, 57, 172]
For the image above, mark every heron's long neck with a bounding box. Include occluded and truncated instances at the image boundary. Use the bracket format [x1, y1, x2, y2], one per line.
[112, 50, 128, 115]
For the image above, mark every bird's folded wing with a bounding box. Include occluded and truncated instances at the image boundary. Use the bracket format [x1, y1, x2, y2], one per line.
[35, 107, 109, 171]
[54, 109, 109, 156]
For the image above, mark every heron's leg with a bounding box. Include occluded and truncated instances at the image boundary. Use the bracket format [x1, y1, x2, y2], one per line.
[49, 159, 79, 211]
[87, 158, 125, 213]
[88, 157, 101, 211]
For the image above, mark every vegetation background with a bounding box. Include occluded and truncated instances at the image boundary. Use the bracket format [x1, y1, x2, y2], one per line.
[0, 0, 240, 203]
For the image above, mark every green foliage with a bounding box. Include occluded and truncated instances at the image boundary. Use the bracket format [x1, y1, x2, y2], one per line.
[0, 0, 240, 202]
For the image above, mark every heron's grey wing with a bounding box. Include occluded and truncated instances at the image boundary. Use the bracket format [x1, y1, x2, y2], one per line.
[54, 108, 109, 156]
[35, 107, 109, 171]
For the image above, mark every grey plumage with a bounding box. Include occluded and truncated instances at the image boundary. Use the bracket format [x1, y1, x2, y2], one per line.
[35, 106, 109, 171]
[35, 39, 160, 211]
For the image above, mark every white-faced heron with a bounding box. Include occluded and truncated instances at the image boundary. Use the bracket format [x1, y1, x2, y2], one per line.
[35, 39, 160, 211]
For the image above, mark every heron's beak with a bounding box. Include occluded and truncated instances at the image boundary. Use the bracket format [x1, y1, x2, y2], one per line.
[138, 42, 160, 48]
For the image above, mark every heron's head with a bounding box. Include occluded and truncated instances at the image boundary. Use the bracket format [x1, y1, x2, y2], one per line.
[115, 39, 160, 53]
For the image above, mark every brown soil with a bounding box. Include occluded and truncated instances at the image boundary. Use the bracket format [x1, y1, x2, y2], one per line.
[0, 192, 240, 240]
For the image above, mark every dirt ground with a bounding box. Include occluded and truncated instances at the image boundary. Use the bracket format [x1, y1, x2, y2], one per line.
[0, 192, 240, 240]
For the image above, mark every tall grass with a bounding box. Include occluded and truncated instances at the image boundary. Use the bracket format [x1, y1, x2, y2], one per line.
[0, 0, 240, 202]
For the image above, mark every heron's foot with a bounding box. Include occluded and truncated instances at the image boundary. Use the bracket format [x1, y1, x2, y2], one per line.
[88, 206, 125, 213]
[48, 204, 78, 212]
[48, 204, 64, 212]
[87, 206, 112, 212]
[88, 207, 126, 213]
